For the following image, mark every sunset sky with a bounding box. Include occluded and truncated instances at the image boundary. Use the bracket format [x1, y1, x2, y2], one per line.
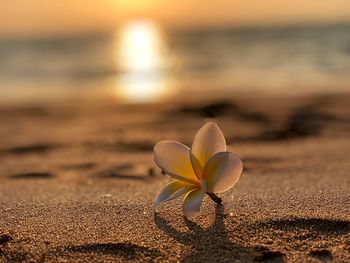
[1, 0, 350, 37]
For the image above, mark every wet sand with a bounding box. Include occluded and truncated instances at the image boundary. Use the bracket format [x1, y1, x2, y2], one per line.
[0, 92, 349, 262]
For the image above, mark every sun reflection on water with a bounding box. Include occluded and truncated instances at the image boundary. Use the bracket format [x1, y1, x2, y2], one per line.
[113, 20, 173, 103]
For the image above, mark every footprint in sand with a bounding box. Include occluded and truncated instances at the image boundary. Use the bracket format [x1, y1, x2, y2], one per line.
[174, 100, 269, 123]
[59, 162, 96, 171]
[42, 242, 162, 261]
[10, 172, 54, 179]
[2, 143, 61, 155]
[92, 163, 155, 180]
[255, 111, 338, 141]
[253, 246, 285, 262]
[252, 217, 349, 260]
[309, 249, 333, 262]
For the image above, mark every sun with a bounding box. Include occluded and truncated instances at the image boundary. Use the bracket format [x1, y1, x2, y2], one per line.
[117, 20, 163, 71]
[113, 20, 173, 103]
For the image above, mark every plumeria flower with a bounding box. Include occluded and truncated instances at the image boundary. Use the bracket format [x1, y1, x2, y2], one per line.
[154, 122, 243, 218]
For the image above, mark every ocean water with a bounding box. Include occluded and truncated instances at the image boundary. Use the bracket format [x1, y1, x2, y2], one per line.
[0, 23, 349, 103]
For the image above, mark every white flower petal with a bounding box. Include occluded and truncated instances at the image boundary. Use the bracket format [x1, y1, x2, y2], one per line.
[190, 122, 226, 178]
[203, 152, 243, 193]
[182, 180, 206, 218]
[154, 180, 195, 206]
[154, 141, 198, 184]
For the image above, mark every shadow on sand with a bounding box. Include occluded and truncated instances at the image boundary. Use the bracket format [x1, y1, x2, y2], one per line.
[154, 205, 285, 262]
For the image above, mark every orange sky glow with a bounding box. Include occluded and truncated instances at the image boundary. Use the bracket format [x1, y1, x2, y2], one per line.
[1, 0, 350, 36]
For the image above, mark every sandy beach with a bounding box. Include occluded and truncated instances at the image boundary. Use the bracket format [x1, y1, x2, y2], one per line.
[0, 92, 349, 262]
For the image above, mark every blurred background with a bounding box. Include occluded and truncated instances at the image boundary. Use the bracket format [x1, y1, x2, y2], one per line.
[1, 0, 350, 105]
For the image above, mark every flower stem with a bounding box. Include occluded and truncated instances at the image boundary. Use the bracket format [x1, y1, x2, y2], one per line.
[206, 193, 222, 204]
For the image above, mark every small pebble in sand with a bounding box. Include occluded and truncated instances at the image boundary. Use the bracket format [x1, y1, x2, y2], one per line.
[104, 193, 112, 198]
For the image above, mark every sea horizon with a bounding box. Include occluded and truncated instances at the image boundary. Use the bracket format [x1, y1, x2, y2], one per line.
[1, 21, 349, 104]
